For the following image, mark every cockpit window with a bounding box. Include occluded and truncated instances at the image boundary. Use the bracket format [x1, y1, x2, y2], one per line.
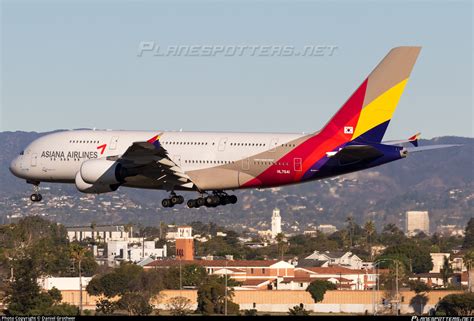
[20, 151, 24, 155]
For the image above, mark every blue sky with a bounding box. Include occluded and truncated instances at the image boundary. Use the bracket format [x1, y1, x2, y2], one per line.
[1, 0, 472, 139]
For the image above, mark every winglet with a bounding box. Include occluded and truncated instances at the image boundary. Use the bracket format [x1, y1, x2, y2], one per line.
[408, 132, 421, 147]
[147, 133, 163, 147]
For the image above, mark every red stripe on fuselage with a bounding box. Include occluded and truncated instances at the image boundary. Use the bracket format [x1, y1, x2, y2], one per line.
[242, 79, 368, 188]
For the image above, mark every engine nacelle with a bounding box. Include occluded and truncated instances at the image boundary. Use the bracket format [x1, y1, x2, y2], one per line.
[75, 172, 119, 194]
[80, 159, 126, 185]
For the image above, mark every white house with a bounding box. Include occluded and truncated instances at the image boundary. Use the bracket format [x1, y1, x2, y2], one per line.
[67, 225, 132, 243]
[304, 251, 363, 269]
[107, 240, 167, 265]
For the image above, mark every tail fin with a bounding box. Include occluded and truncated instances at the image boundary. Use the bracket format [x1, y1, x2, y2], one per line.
[320, 46, 422, 143]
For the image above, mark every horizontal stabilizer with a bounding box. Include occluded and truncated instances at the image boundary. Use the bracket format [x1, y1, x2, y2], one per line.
[328, 145, 384, 165]
[406, 144, 461, 153]
[383, 132, 421, 147]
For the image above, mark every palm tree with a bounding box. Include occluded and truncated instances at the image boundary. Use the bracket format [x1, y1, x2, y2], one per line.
[70, 244, 88, 314]
[346, 216, 354, 248]
[463, 250, 474, 292]
[90, 222, 96, 244]
[440, 256, 453, 287]
[364, 220, 376, 258]
[275, 233, 287, 260]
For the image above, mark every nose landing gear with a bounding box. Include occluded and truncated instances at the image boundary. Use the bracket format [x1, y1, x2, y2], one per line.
[29, 183, 42, 202]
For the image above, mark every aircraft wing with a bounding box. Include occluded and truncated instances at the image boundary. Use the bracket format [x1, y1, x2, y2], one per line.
[112, 140, 196, 191]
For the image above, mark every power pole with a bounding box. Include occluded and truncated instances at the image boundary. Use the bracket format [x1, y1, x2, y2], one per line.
[179, 257, 182, 291]
[395, 260, 399, 316]
[225, 259, 228, 316]
[79, 258, 83, 315]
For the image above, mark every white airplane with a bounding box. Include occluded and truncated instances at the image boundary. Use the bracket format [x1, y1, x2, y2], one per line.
[9, 47, 456, 208]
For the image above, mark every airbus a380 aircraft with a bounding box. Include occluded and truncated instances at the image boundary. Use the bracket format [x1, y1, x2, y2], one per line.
[9, 47, 456, 208]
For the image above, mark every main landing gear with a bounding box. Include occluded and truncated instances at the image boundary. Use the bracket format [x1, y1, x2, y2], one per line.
[161, 193, 184, 208]
[29, 182, 42, 202]
[160, 191, 237, 208]
[187, 192, 237, 209]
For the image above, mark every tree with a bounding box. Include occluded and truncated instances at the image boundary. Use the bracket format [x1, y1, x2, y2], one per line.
[463, 218, 474, 250]
[346, 216, 354, 248]
[306, 280, 337, 303]
[440, 256, 453, 287]
[6, 257, 78, 316]
[166, 296, 193, 316]
[364, 220, 376, 259]
[408, 280, 431, 293]
[117, 292, 153, 316]
[70, 243, 88, 314]
[408, 280, 431, 315]
[378, 242, 433, 273]
[437, 293, 474, 316]
[5, 257, 42, 315]
[196, 275, 239, 315]
[275, 233, 287, 260]
[86, 264, 163, 315]
[166, 264, 207, 288]
[464, 250, 474, 292]
[243, 309, 258, 316]
[90, 222, 97, 243]
[288, 305, 310, 316]
[96, 298, 117, 315]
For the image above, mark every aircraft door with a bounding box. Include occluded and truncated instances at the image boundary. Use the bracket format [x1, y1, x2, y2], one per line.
[109, 136, 119, 150]
[269, 138, 279, 152]
[294, 158, 302, 171]
[242, 157, 250, 171]
[173, 155, 182, 166]
[218, 137, 228, 151]
[31, 153, 38, 167]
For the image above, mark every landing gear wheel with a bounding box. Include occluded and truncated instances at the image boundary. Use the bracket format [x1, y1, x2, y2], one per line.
[187, 199, 196, 208]
[196, 197, 206, 207]
[219, 196, 229, 205]
[229, 195, 237, 204]
[162, 198, 173, 208]
[205, 195, 220, 207]
[30, 193, 42, 202]
[171, 196, 180, 205]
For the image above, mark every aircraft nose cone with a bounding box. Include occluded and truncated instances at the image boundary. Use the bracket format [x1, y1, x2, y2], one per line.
[9, 156, 21, 177]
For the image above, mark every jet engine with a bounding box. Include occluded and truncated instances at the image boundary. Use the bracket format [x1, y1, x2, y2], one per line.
[80, 159, 127, 185]
[75, 172, 119, 194]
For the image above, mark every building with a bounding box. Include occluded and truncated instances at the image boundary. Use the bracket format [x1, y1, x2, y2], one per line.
[107, 240, 167, 264]
[175, 226, 194, 260]
[66, 225, 133, 243]
[406, 211, 430, 237]
[430, 253, 450, 273]
[302, 251, 364, 269]
[437, 225, 465, 237]
[144, 259, 379, 291]
[271, 208, 282, 238]
[47, 286, 462, 314]
[317, 224, 337, 234]
[409, 272, 460, 288]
